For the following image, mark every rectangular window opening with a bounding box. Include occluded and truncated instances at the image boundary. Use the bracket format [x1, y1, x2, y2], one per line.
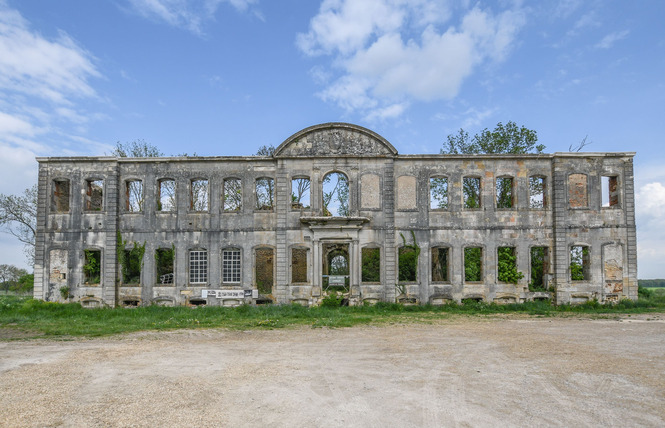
[602, 176, 619, 208]
[291, 177, 311, 209]
[156, 248, 174, 285]
[255, 248, 273, 294]
[464, 247, 483, 282]
[121, 248, 142, 285]
[398, 246, 417, 283]
[570, 245, 590, 281]
[529, 247, 549, 291]
[191, 179, 209, 211]
[497, 247, 519, 283]
[83, 249, 101, 285]
[496, 177, 514, 209]
[361, 247, 381, 283]
[223, 178, 242, 212]
[158, 179, 176, 212]
[256, 178, 274, 210]
[125, 180, 143, 212]
[529, 176, 545, 209]
[85, 179, 103, 211]
[222, 249, 241, 283]
[52, 179, 70, 213]
[430, 177, 449, 210]
[189, 250, 208, 284]
[463, 177, 481, 209]
[431, 247, 449, 282]
[292, 248, 309, 283]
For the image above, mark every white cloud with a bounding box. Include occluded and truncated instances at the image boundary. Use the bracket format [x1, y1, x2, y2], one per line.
[298, 1, 525, 120]
[595, 30, 629, 49]
[126, 0, 259, 35]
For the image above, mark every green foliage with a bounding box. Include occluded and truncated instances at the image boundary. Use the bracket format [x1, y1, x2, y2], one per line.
[442, 121, 544, 154]
[463, 177, 481, 208]
[117, 233, 145, 285]
[464, 247, 482, 282]
[12, 273, 34, 294]
[83, 250, 101, 284]
[570, 246, 588, 281]
[638, 279, 665, 288]
[496, 177, 513, 209]
[398, 232, 420, 283]
[321, 291, 343, 307]
[155, 247, 174, 281]
[59, 286, 70, 300]
[322, 172, 349, 216]
[429, 177, 448, 209]
[255, 144, 276, 156]
[497, 247, 524, 284]
[529, 247, 547, 291]
[110, 140, 163, 157]
[361, 248, 381, 282]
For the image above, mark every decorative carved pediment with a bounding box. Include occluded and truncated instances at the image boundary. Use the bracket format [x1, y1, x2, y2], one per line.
[275, 123, 397, 157]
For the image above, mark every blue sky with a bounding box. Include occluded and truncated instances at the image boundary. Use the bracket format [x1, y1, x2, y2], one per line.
[1, 0, 664, 277]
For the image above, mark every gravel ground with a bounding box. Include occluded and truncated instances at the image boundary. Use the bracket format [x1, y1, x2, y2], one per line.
[1, 314, 664, 427]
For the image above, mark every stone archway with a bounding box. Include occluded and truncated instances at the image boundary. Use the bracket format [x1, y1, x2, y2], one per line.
[322, 242, 349, 293]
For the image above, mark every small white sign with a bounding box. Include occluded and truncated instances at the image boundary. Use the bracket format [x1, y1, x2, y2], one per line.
[328, 276, 346, 286]
[202, 289, 246, 299]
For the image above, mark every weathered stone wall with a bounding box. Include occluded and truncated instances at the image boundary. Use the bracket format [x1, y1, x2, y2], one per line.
[34, 123, 637, 306]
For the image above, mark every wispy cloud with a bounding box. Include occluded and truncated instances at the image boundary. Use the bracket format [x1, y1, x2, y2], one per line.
[125, 0, 260, 35]
[595, 30, 629, 49]
[298, 0, 526, 120]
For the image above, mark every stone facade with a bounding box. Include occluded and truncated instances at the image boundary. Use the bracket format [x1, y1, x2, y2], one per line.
[33, 123, 637, 307]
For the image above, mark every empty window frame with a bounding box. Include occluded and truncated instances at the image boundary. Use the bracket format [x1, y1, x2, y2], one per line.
[125, 180, 143, 212]
[291, 248, 308, 283]
[254, 248, 273, 294]
[529, 246, 549, 291]
[570, 245, 590, 281]
[291, 177, 311, 209]
[121, 248, 142, 285]
[431, 247, 449, 282]
[568, 173, 588, 208]
[157, 179, 176, 212]
[189, 249, 208, 284]
[602, 176, 620, 208]
[497, 247, 519, 283]
[322, 172, 349, 216]
[398, 246, 417, 282]
[223, 178, 242, 212]
[83, 249, 101, 285]
[51, 179, 70, 213]
[529, 176, 546, 209]
[222, 248, 241, 283]
[255, 178, 274, 210]
[464, 247, 483, 282]
[190, 179, 209, 211]
[463, 177, 481, 209]
[361, 247, 381, 283]
[155, 248, 174, 285]
[430, 177, 449, 210]
[496, 177, 514, 209]
[85, 179, 104, 211]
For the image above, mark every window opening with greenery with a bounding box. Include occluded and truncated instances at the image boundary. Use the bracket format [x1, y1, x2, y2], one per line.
[464, 247, 483, 282]
[157, 179, 176, 212]
[529, 246, 549, 291]
[529, 176, 545, 208]
[429, 177, 448, 210]
[223, 178, 242, 212]
[291, 177, 311, 209]
[496, 177, 514, 209]
[125, 180, 143, 212]
[431, 247, 449, 282]
[361, 247, 380, 283]
[497, 247, 523, 283]
[191, 179, 209, 211]
[155, 248, 174, 285]
[570, 245, 590, 281]
[255, 178, 274, 210]
[83, 249, 101, 285]
[463, 177, 481, 209]
[322, 172, 349, 216]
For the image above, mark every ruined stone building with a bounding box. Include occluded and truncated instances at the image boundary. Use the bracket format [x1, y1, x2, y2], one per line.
[33, 123, 637, 307]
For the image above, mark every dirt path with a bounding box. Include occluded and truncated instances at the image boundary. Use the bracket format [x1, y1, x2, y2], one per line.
[1, 314, 664, 427]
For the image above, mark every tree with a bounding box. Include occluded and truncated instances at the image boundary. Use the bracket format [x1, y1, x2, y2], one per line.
[0, 264, 27, 293]
[255, 145, 275, 156]
[110, 140, 163, 157]
[442, 121, 545, 154]
[0, 185, 37, 264]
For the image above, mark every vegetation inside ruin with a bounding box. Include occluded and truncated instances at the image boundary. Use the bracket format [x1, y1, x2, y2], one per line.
[1, 288, 664, 339]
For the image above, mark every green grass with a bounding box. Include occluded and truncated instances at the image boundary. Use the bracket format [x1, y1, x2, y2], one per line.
[1, 287, 664, 339]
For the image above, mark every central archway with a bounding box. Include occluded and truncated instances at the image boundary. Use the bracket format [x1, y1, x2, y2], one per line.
[322, 243, 349, 293]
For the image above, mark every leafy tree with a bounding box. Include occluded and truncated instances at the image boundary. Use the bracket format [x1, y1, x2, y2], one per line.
[12, 273, 34, 294]
[0, 264, 27, 293]
[361, 248, 381, 282]
[497, 247, 523, 284]
[442, 121, 544, 154]
[464, 248, 482, 282]
[110, 140, 163, 157]
[255, 145, 276, 156]
[0, 185, 37, 264]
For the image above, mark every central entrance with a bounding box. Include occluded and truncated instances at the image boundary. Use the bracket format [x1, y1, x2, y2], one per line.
[322, 242, 350, 294]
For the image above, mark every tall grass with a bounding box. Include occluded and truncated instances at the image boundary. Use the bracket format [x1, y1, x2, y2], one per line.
[1, 287, 664, 338]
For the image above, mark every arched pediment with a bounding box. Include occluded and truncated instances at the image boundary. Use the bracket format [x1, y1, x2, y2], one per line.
[274, 123, 397, 157]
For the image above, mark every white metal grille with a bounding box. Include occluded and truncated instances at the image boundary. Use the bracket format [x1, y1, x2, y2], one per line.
[189, 250, 208, 284]
[222, 249, 241, 283]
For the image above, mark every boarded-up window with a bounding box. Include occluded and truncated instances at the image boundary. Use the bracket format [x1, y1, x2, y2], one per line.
[52, 179, 70, 213]
[496, 177, 513, 209]
[570, 245, 590, 281]
[223, 178, 242, 212]
[49, 249, 68, 284]
[291, 248, 308, 283]
[156, 248, 174, 285]
[85, 179, 103, 211]
[322, 172, 349, 216]
[191, 179, 209, 211]
[255, 178, 274, 210]
[529, 247, 549, 291]
[222, 249, 241, 283]
[464, 247, 482, 282]
[158, 179, 176, 212]
[125, 180, 143, 212]
[255, 248, 273, 294]
[603, 244, 623, 294]
[291, 177, 310, 209]
[602, 176, 619, 208]
[568, 174, 588, 208]
[83, 249, 101, 285]
[430, 177, 448, 210]
[361, 247, 380, 283]
[398, 246, 417, 282]
[529, 176, 545, 208]
[396, 175, 416, 210]
[189, 250, 207, 284]
[361, 174, 380, 209]
[463, 177, 481, 209]
[431, 247, 449, 282]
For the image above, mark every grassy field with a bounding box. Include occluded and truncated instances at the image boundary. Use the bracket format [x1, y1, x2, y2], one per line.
[1, 288, 664, 339]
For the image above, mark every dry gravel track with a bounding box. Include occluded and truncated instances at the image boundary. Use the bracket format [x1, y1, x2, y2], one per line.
[1, 314, 664, 427]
